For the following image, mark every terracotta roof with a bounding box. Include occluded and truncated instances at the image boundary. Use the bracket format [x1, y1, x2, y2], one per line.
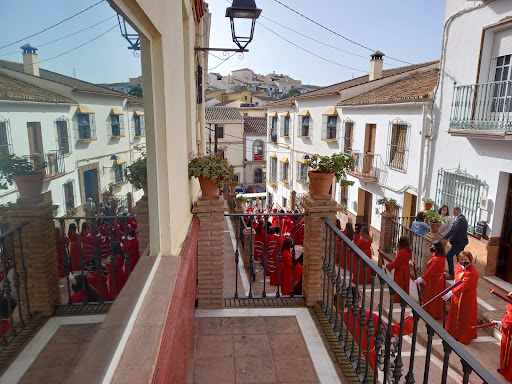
[253, 95, 279, 102]
[0, 74, 75, 104]
[267, 60, 439, 107]
[337, 69, 439, 106]
[206, 88, 223, 94]
[244, 117, 267, 134]
[0, 59, 130, 98]
[205, 107, 244, 123]
[214, 99, 240, 107]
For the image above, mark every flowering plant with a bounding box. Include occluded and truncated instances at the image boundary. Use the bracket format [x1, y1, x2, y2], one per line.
[422, 197, 434, 203]
[188, 151, 234, 188]
[377, 197, 397, 206]
[305, 153, 354, 185]
[124, 155, 147, 189]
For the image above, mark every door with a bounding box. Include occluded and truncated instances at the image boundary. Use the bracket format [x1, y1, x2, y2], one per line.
[27, 122, 43, 155]
[497, 174, 512, 282]
[357, 188, 372, 225]
[83, 169, 100, 207]
[402, 192, 417, 228]
[363, 124, 376, 175]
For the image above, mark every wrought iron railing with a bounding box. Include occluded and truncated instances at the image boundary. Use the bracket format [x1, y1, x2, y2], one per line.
[54, 215, 138, 305]
[23, 150, 65, 178]
[321, 217, 497, 384]
[0, 222, 34, 352]
[348, 151, 382, 182]
[390, 218, 425, 274]
[450, 81, 512, 132]
[225, 212, 305, 299]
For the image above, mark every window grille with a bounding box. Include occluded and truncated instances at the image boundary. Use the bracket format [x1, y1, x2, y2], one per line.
[322, 115, 340, 140]
[75, 113, 97, 140]
[280, 161, 289, 183]
[386, 118, 410, 171]
[112, 163, 126, 185]
[109, 114, 125, 138]
[63, 180, 75, 210]
[253, 140, 264, 161]
[270, 116, 278, 143]
[298, 116, 310, 137]
[435, 167, 484, 234]
[280, 116, 290, 137]
[270, 157, 278, 184]
[254, 168, 263, 183]
[55, 117, 70, 154]
[296, 162, 309, 184]
[267, 192, 273, 209]
[0, 117, 12, 155]
[339, 183, 348, 206]
[216, 125, 224, 139]
[134, 115, 145, 137]
[343, 119, 354, 154]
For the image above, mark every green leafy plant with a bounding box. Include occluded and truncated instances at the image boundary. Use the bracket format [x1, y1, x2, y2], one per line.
[188, 152, 234, 188]
[65, 207, 77, 217]
[426, 209, 446, 224]
[124, 155, 147, 189]
[341, 204, 347, 214]
[422, 197, 434, 203]
[377, 197, 398, 205]
[305, 153, 355, 185]
[235, 195, 247, 202]
[0, 154, 47, 190]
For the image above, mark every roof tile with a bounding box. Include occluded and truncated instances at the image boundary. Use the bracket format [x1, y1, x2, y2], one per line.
[243, 117, 266, 134]
[205, 107, 244, 122]
[0, 74, 75, 104]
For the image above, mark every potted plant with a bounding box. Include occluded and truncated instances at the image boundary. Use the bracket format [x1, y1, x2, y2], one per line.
[125, 155, 147, 195]
[188, 152, 234, 196]
[422, 197, 434, 211]
[0, 154, 47, 200]
[377, 197, 398, 213]
[305, 153, 354, 196]
[235, 195, 246, 208]
[425, 209, 445, 234]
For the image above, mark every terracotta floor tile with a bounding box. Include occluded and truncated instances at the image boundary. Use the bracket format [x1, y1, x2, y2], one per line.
[232, 316, 267, 335]
[111, 366, 152, 384]
[235, 356, 277, 383]
[269, 334, 309, 356]
[195, 335, 234, 358]
[274, 356, 319, 382]
[118, 324, 163, 368]
[264, 316, 300, 334]
[193, 357, 235, 384]
[27, 342, 80, 370]
[19, 366, 68, 384]
[198, 317, 233, 335]
[49, 324, 99, 344]
[234, 334, 272, 357]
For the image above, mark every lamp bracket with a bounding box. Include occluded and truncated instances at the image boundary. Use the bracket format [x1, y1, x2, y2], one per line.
[195, 47, 248, 52]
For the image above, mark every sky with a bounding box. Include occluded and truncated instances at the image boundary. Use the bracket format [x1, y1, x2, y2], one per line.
[0, 0, 446, 87]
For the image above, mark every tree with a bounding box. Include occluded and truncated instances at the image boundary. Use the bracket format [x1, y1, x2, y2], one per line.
[282, 87, 301, 99]
[129, 86, 143, 98]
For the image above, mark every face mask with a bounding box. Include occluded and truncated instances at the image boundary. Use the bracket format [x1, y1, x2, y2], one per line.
[71, 284, 79, 293]
[460, 261, 470, 268]
[430, 247, 436, 253]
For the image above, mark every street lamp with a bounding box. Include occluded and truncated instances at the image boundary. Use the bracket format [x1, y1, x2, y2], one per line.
[225, 0, 262, 51]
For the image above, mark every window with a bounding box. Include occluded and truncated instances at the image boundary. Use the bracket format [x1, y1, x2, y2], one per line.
[27, 122, 43, 154]
[113, 163, 125, 185]
[327, 116, 337, 139]
[63, 181, 75, 210]
[77, 113, 96, 140]
[254, 168, 263, 183]
[234, 173, 240, 183]
[270, 157, 278, 184]
[296, 162, 308, 184]
[339, 183, 348, 206]
[280, 160, 289, 183]
[270, 116, 278, 143]
[322, 112, 339, 141]
[253, 140, 264, 161]
[55, 118, 70, 154]
[134, 114, 145, 137]
[492, 54, 512, 113]
[280, 116, 290, 137]
[216, 126, 224, 139]
[298, 116, 310, 137]
[282, 197, 287, 208]
[0, 119, 11, 155]
[387, 119, 410, 171]
[268, 193, 273, 209]
[343, 120, 354, 153]
[110, 114, 124, 137]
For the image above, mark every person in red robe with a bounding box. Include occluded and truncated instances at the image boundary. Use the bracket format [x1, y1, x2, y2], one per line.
[0, 297, 16, 335]
[415, 241, 446, 319]
[443, 251, 478, 344]
[126, 229, 140, 270]
[280, 237, 303, 295]
[71, 274, 99, 303]
[265, 227, 279, 282]
[254, 219, 265, 261]
[353, 223, 362, 244]
[81, 222, 95, 261]
[353, 226, 373, 284]
[55, 227, 69, 277]
[385, 236, 412, 302]
[495, 297, 512, 381]
[68, 223, 81, 272]
[336, 221, 354, 266]
[107, 242, 127, 298]
[88, 264, 111, 301]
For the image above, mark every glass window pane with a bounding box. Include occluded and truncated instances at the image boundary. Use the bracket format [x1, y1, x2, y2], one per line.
[505, 55, 511, 65]
[495, 68, 503, 82]
[498, 56, 504, 66]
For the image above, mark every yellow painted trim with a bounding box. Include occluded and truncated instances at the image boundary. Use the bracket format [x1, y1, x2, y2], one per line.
[115, 157, 127, 165]
[298, 109, 310, 117]
[269, 111, 278, 117]
[134, 110, 144, 116]
[76, 105, 94, 114]
[280, 157, 289, 163]
[110, 107, 123, 115]
[280, 111, 290, 117]
[77, 138, 97, 142]
[322, 107, 338, 116]
[321, 139, 338, 142]
[269, 152, 277, 158]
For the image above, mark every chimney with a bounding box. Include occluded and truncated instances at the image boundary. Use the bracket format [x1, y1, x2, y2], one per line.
[21, 44, 39, 77]
[369, 50, 384, 81]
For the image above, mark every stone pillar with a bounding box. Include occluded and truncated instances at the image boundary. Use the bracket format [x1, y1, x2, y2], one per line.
[193, 196, 224, 308]
[301, 194, 341, 307]
[131, 195, 149, 256]
[379, 212, 396, 253]
[6, 195, 59, 316]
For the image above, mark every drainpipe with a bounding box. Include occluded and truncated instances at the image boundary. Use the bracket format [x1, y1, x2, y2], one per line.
[417, 103, 430, 213]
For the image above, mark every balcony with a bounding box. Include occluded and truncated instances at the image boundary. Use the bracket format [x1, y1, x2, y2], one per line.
[449, 81, 512, 137]
[23, 150, 66, 180]
[347, 150, 380, 183]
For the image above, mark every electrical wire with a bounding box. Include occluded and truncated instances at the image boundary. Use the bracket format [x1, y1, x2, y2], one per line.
[0, 15, 117, 58]
[269, 0, 412, 65]
[0, 0, 107, 50]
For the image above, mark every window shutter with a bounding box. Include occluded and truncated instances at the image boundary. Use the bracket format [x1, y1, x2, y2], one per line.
[492, 28, 512, 58]
[336, 117, 341, 141]
[280, 117, 284, 136]
[322, 115, 327, 140]
[296, 162, 300, 180]
[297, 117, 301, 137]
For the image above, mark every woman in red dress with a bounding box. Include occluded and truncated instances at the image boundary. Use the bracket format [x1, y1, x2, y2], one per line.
[385, 236, 412, 302]
[107, 242, 127, 298]
[337, 221, 354, 266]
[265, 227, 279, 283]
[415, 241, 446, 319]
[254, 219, 265, 261]
[87, 265, 110, 301]
[55, 227, 69, 277]
[280, 238, 303, 295]
[71, 274, 99, 303]
[126, 229, 140, 270]
[0, 297, 16, 335]
[68, 223, 81, 272]
[444, 251, 478, 344]
[496, 298, 512, 382]
[353, 226, 373, 284]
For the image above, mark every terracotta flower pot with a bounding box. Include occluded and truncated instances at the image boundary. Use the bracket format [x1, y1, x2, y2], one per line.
[12, 173, 44, 200]
[424, 202, 434, 211]
[199, 177, 220, 196]
[429, 221, 442, 234]
[236, 199, 243, 208]
[384, 202, 395, 213]
[308, 171, 334, 196]
[141, 181, 148, 196]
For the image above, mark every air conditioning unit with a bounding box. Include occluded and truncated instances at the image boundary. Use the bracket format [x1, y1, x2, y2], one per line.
[480, 197, 491, 210]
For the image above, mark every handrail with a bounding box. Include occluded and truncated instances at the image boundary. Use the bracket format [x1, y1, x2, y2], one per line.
[0, 222, 29, 239]
[322, 216, 497, 383]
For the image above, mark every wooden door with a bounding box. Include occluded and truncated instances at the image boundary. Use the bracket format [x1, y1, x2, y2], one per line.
[363, 124, 376, 175]
[497, 174, 512, 282]
[363, 190, 372, 226]
[27, 122, 43, 155]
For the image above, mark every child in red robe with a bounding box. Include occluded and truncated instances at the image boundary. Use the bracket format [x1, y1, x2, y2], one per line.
[107, 242, 127, 298]
[443, 251, 478, 344]
[336, 221, 354, 266]
[254, 219, 265, 261]
[280, 238, 303, 295]
[415, 241, 446, 319]
[385, 236, 412, 302]
[81, 222, 95, 261]
[495, 297, 512, 382]
[55, 227, 69, 277]
[126, 229, 140, 270]
[0, 297, 16, 335]
[353, 226, 373, 284]
[68, 223, 81, 272]
[71, 274, 99, 303]
[265, 227, 279, 281]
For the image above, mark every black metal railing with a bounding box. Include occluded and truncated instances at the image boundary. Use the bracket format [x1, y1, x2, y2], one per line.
[54, 215, 138, 305]
[0, 222, 33, 351]
[390, 219, 425, 273]
[321, 217, 497, 384]
[23, 150, 65, 178]
[225, 212, 305, 299]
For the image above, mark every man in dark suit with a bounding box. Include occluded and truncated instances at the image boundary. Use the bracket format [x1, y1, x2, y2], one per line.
[443, 206, 468, 279]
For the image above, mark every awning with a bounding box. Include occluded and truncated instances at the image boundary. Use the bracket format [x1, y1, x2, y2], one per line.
[298, 109, 310, 117]
[134, 110, 144, 116]
[322, 107, 338, 116]
[280, 157, 289, 163]
[76, 105, 94, 114]
[110, 107, 123, 115]
[280, 111, 290, 117]
[269, 152, 277, 158]
[297, 157, 308, 164]
[115, 157, 127, 165]
[269, 111, 278, 117]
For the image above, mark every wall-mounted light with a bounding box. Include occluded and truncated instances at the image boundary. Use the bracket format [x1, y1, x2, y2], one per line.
[103, 155, 119, 174]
